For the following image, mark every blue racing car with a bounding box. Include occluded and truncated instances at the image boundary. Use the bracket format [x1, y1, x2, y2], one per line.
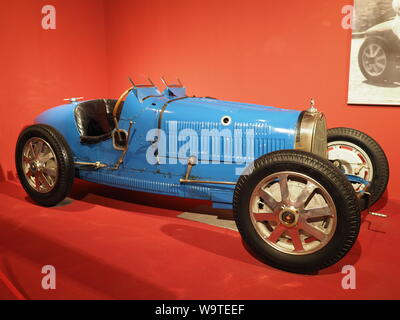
[15, 78, 389, 273]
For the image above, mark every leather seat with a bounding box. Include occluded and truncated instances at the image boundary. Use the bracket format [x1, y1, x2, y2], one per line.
[74, 99, 123, 144]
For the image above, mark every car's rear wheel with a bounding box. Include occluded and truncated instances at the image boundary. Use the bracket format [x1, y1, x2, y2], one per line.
[327, 127, 389, 208]
[233, 150, 361, 274]
[15, 124, 74, 207]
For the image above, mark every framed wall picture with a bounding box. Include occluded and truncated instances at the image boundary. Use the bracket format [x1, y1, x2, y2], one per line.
[348, 0, 400, 105]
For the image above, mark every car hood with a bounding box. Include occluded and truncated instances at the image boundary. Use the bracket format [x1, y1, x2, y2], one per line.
[157, 97, 302, 148]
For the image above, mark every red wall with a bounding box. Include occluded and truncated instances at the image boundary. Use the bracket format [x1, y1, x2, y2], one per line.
[0, 0, 108, 180]
[1, 0, 399, 200]
[104, 0, 399, 201]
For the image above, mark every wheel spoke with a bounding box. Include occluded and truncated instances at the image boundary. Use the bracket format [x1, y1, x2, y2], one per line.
[23, 155, 31, 163]
[259, 188, 279, 210]
[34, 174, 41, 190]
[286, 229, 304, 252]
[294, 181, 317, 207]
[367, 64, 375, 74]
[35, 140, 44, 159]
[372, 45, 380, 57]
[43, 167, 57, 177]
[368, 45, 374, 57]
[29, 142, 36, 159]
[299, 221, 327, 242]
[376, 62, 385, 70]
[376, 56, 386, 62]
[278, 174, 290, 204]
[303, 207, 332, 220]
[40, 151, 54, 163]
[38, 172, 51, 189]
[268, 224, 286, 243]
[253, 212, 277, 222]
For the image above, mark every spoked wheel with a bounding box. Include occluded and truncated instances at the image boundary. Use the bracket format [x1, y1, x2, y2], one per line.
[358, 38, 395, 82]
[16, 124, 74, 207]
[21, 137, 59, 193]
[328, 140, 373, 192]
[250, 171, 337, 256]
[327, 127, 389, 208]
[234, 150, 361, 274]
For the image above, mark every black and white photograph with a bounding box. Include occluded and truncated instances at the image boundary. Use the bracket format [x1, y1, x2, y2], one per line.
[349, 0, 400, 105]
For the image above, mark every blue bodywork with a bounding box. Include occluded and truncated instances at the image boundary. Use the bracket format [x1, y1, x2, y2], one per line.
[35, 86, 302, 209]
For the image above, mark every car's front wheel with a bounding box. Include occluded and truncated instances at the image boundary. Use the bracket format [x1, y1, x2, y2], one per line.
[358, 38, 395, 82]
[327, 127, 389, 208]
[233, 150, 361, 274]
[15, 124, 74, 207]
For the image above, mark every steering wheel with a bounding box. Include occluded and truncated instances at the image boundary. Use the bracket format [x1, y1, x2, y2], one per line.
[112, 86, 133, 129]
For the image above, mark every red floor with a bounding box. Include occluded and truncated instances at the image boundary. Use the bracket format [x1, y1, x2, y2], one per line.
[0, 177, 399, 300]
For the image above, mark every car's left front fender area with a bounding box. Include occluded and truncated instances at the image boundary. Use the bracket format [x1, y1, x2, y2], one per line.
[34, 104, 81, 156]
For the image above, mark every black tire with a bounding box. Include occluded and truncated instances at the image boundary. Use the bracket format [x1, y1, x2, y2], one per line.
[233, 150, 361, 274]
[15, 124, 74, 207]
[358, 38, 396, 83]
[327, 127, 389, 208]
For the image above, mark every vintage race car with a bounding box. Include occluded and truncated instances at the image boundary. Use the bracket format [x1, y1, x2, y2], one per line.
[15, 78, 389, 274]
[358, 17, 400, 82]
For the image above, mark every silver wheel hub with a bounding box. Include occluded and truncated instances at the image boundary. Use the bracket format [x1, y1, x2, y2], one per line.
[30, 160, 43, 172]
[22, 137, 58, 193]
[279, 207, 299, 228]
